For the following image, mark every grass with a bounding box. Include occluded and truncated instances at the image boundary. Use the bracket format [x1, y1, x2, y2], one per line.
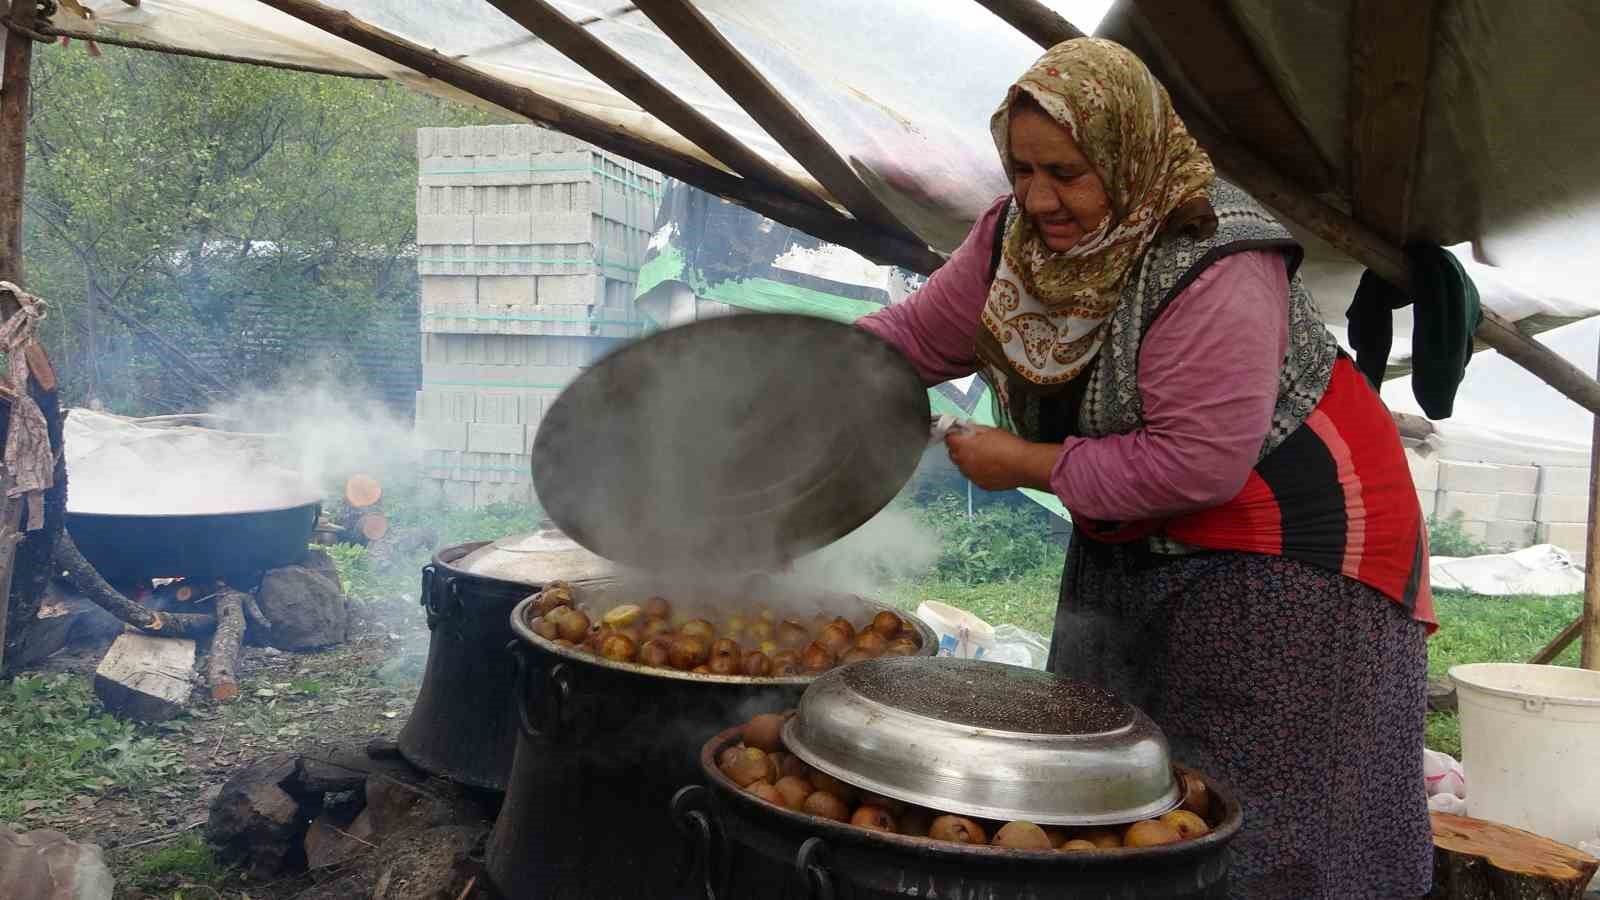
[884, 568, 1060, 638]
[128, 832, 231, 893]
[0, 673, 183, 821]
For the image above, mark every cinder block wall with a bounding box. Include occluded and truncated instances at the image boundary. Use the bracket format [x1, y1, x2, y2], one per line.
[413, 125, 661, 508]
[1407, 438, 1591, 557]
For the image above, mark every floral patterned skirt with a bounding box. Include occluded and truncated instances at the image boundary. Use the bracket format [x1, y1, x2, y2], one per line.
[1047, 540, 1432, 900]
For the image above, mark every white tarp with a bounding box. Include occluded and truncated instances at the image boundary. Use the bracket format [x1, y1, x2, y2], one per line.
[1429, 544, 1585, 597]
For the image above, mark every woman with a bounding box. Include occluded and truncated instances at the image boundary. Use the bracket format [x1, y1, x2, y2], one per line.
[860, 39, 1434, 899]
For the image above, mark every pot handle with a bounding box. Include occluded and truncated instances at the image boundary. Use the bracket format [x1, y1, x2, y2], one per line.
[794, 837, 836, 900]
[671, 785, 722, 900]
[419, 565, 436, 626]
[509, 643, 571, 740]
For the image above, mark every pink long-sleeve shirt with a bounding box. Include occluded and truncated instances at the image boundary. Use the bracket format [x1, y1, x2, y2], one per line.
[859, 197, 1290, 522]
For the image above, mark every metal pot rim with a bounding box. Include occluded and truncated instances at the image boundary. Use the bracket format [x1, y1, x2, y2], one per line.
[508, 585, 937, 686]
[697, 724, 1242, 862]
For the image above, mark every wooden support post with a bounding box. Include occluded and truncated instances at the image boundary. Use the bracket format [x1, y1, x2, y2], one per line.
[1530, 615, 1583, 666]
[1582, 340, 1600, 670]
[973, 0, 1600, 418]
[258, 0, 943, 274]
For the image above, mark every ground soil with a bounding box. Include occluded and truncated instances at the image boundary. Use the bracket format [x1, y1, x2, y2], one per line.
[16, 599, 434, 899]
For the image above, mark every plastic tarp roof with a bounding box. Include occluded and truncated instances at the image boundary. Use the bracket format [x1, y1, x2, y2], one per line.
[53, 0, 1600, 348]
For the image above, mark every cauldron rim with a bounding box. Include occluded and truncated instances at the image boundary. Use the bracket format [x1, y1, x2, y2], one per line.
[509, 588, 939, 687]
[697, 722, 1244, 865]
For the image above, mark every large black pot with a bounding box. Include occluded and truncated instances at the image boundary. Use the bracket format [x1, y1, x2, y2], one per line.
[397, 542, 538, 792]
[677, 724, 1243, 900]
[65, 500, 320, 585]
[485, 589, 938, 900]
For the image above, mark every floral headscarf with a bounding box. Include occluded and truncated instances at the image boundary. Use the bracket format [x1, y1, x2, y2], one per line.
[978, 38, 1215, 392]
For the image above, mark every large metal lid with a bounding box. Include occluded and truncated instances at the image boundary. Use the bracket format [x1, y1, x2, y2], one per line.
[453, 527, 614, 587]
[782, 657, 1181, 826]
[531, 314, 929, 573]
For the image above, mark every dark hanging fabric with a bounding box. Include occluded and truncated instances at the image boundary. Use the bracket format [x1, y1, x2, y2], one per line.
[1345, 245, 1482, 419]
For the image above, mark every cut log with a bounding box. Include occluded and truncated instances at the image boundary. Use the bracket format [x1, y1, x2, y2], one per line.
[344, 474, 382, 509]
[55, 532, 216, 637]
[357, 512, 389, 542]
[94, 632, 196, 722]
[208, 590, 246, 702]
[1429, 812, 1599, 900]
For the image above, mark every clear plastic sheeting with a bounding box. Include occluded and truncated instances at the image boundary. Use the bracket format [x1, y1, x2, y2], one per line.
[55, 0, 1600, 330]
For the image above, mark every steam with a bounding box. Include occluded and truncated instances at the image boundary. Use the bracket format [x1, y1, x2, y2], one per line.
[65, 372, 420, 517]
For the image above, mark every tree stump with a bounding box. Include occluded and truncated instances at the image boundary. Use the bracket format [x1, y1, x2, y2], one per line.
[208, 590, 247, 702]
[1429, 812, 1599, 900]
[94, 633, 196, 722]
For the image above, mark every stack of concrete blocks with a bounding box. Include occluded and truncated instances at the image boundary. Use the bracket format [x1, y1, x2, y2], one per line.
[413, 125, 661, 507]
[1407, 438, 1592, 556]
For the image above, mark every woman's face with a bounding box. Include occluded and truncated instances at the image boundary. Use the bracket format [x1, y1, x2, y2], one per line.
[1008, 104, 1111, 253]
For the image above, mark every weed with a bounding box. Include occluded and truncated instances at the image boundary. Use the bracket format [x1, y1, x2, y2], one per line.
[1428, 512, 1492, 558]
[129, 832, 230, 891]
[0, 673, 182, 820]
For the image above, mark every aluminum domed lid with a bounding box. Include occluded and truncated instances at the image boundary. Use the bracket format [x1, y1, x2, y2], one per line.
[454, 527, 614, 587]
[781, 657, 1181, 826]
[531, 314, 929, 573]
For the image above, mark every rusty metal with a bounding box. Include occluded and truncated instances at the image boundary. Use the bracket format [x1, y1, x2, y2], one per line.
[686, 724, 1243, 900]
[397, 542, 538, 792]
[484, 590, 934, 899]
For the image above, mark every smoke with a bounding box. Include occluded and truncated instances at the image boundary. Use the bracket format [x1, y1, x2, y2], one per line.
[790, 501, 941, 596]
[65, 368, 420, 517]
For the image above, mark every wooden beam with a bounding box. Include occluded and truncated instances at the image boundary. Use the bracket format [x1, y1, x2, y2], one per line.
[976, 0, 1600, 418]
[0, 0, 35, 286]
[972, 0, 1085, 45]
[1529, 615, 1582, 666]
[1348, 0, 1437, 244]
[257, 0, 942, 274]
[1131, 0, 1334, 193]
[1583, 339, 1600, 670]
[484, 0, 823, 208]
[632, 0, 923, 244]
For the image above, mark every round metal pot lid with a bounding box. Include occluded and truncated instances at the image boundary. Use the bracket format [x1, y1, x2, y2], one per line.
[453, 527, 614, 587]
[531, 314, 929, 573]
[782, 657, 1181, 827]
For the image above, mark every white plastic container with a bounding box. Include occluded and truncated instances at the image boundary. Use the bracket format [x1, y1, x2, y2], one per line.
[1448, 662, 1600, 847]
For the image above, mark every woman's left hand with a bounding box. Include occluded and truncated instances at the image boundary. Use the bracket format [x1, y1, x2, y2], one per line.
[944, 425, 1061, 492]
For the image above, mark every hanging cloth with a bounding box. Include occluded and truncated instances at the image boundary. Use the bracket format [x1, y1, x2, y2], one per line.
[0, 282, 54, 530]
[1346, 246, 1482, 419]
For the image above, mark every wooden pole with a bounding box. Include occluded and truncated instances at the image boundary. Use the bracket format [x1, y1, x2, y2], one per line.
[1581, 339, 1600, 670]
[0, 0, 36, 676]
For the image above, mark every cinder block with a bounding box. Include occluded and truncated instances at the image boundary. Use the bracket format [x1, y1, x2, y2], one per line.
[1437, 459, 1539, 494]
[475, 392, 522, 425]
[1483, 520, 1537, 550]
[478, 276, 538, 307]
[1415, 489, 1436, 518]
[417, 214, 474, 245]
[1405, 448, 1438, 491]
[476, 482, 532, 508]
[1457, 519, 1489, 542]
[468, 423, 526, 454]
[420, 276, 478, 305]
[1496, 492, 1537, 521]
[1435, 490, 1499, 522]
[476, 214, 534, 245]
[1535, 493, 1589, 524]
[415, 420, 468, 451]
[1539, 465, 1591, 496]
[415, 389, 475, 423]
[537, 274, 601, 305]
[423, 364, 580, 390]
[1537, 522, 1588, 556]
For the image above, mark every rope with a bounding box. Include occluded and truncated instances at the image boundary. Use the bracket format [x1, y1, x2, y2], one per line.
[5, 19, 385, 79]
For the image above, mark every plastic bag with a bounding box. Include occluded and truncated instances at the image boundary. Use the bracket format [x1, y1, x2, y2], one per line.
[1423, 748, 1468, 800]
[1427, 793, 1468, 815]
[991, 624, 1050, 670]
[913, 602, 1051, 669]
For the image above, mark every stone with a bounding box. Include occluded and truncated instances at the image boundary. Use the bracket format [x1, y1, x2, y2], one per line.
[363, 774, 491, 836]
[255, 566, 349, 650]
[301, 547, 342, 591]
[1427, 677, 1458, 713]
[304, 808, 374, 871]
[93, 634, 195, 722]
[0, 825, 114, 900]
[205, 753, 306, 877]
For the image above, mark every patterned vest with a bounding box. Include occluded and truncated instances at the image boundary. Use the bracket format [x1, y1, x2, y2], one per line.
[990, 180, 1434, 625]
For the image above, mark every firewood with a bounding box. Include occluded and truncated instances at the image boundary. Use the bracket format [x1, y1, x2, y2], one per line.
[55, 532, 216, 637]
[1428, 812, 1599, 900]
[94, 632, 196, 721]
[208, 590, 247, 702]
[357, 512, 389, 542]
[344, 474, 382, 509]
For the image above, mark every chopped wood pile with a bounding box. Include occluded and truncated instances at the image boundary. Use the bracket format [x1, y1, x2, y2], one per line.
[1429, 812, 1600, 900]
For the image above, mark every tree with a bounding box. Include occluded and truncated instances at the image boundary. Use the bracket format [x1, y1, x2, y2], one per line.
[22, 44, 499, 413]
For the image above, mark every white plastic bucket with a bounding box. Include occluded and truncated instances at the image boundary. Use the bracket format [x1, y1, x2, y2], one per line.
[1448, 663, 1600, 847]
[914, 600, 995, 660]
